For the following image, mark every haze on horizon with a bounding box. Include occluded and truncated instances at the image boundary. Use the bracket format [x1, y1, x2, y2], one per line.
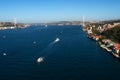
[0, 0, 120, 23]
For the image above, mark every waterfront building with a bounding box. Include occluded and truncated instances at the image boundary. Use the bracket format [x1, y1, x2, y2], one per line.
[113, 44, 120, 56]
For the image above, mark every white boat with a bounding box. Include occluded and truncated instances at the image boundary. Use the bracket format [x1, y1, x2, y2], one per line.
[3, 53, 7, 56]
[37, 57, 44, 63]
[55, 38, 60, 42]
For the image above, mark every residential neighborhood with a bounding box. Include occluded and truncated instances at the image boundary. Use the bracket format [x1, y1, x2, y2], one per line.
[85, 20, 120, 59]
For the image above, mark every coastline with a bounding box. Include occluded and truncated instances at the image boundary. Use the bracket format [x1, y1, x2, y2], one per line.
[84, 27, 120, 60]
[0, 25, 30, 30]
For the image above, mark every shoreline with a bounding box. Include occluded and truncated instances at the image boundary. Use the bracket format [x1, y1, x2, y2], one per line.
[86, 31, 120, 60]
[0, 25, 30, 30]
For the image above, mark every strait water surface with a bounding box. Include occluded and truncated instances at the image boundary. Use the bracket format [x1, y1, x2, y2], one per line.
[0, 26, 120, 80]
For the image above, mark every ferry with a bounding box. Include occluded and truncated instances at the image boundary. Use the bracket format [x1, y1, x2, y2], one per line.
[3, 53, 7, 56]
[37, 57, 44, 63]
[55, 38, 60, 42]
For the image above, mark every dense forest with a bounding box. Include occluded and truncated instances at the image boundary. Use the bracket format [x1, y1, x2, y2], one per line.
[102, 25, 120, 43]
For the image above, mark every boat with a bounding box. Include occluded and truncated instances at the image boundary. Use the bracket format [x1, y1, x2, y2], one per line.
[3, 53, 6, 56]
[55, 38, 60, 42]
[111, 52, 120, 59]
[37, 57, 44, 63]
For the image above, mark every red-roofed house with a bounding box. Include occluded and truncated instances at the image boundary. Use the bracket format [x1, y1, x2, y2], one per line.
[93, 35, 102, 41]
[114, 44, 120, 54]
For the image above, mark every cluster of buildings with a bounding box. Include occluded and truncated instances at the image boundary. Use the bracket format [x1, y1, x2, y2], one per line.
[85, 22, 120, 59]
[44, 21, 85, 26]
[86, 22, 120, 34]
[0, 22, 30, 30]
[0, 22, 15, 30]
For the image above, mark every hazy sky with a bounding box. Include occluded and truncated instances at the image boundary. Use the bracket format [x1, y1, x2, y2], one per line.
[0, 0, 120, 23]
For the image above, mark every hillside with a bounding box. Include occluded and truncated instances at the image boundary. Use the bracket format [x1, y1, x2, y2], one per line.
[102, 24, 120, 43]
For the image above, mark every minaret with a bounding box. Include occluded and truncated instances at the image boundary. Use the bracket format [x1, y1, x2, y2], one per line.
[14, 18, 17, 27]
[82, 16, 85, 27]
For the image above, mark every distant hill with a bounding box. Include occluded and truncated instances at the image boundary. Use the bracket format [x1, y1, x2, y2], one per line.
[102, 19, 120, 24]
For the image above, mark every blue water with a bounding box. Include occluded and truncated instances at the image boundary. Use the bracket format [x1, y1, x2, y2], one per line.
[0, 25, 120, 80]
